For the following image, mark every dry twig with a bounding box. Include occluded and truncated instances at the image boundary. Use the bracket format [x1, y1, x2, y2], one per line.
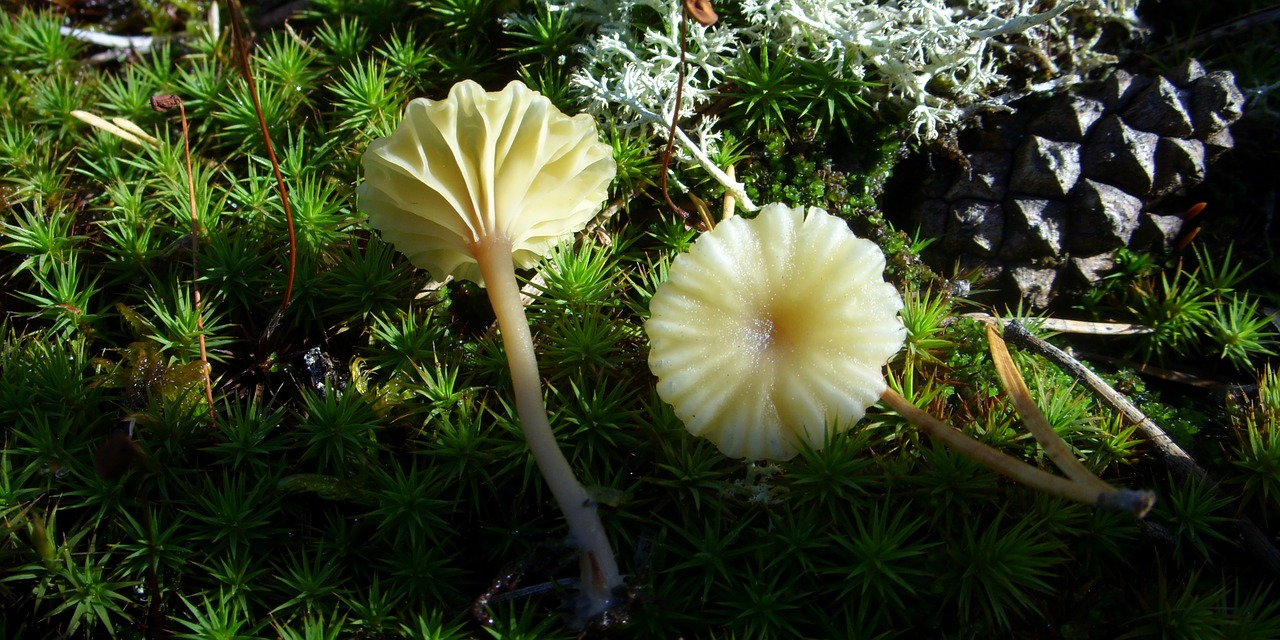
[999, 319, 1280, 577]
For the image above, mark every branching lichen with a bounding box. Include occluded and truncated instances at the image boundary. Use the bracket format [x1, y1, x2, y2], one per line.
[565, 0, 1144, 157]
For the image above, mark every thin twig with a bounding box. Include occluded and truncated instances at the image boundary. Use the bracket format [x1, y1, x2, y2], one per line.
[1002, 321, 1201, 477]
[659, 1, 692, 225]
[958, 313, 1153, 335]
[1079, 350, 1240, 392]
[721, 164, 736, 220]
[1000, 320, 1280, 577]
[1144, 6, 1280, 63]
[59, 26, 154, 51]
[657, 0, 749, 226]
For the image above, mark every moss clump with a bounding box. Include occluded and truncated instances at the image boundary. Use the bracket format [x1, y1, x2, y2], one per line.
[1, 2, 1278, 639]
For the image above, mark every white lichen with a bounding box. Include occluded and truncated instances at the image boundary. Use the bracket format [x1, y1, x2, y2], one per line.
[540, 0, 1144, 196]
[569, 0, 754, 207]
[733, 0, 1143, 140]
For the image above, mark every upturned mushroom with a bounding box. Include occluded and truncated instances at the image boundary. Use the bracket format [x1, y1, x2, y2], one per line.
[646, 203, 1153, 515]
[647, 203, 906, 460]
[358, 79, 623, 621]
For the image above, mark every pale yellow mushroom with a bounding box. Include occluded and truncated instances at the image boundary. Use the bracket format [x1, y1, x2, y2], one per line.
[360, 79, 614, 285]
[646, 203, 907, 460]
[647, 204, 1153, 516]
[358, 79, 622, 622]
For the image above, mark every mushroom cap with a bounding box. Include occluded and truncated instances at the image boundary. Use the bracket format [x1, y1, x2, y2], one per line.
[358, 80, 616, 284]
[645, 203, 906, 460]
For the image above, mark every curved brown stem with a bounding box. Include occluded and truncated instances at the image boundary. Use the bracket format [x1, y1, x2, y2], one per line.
[881, 387, 1154, 517]
[659, 1, 691, 224]
[986, 324, 1110, 492]
[228, 0, 296, 319]
[152, 94, 216, 429]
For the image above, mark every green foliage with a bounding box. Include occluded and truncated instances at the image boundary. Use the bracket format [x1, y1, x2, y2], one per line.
[272, 547, 346, 618]
[143, 281, 235, 362]
[0, 199, 85, 274]
[255, 31, 323, 105]
[1080, 245, 1277, 371]
[795, 58, 873, 134]
[98, 64, 164, 121]
[365, 308, 448, 375]
[1118, 565, 1280, 640]
[0, 3, 1276, 639]
[421, 0, 498, 43]
[215, 76, 301, 153]
[295, 386, 382, 473]
[604, 126, 659, 197]
[173, 591, 266, 639]
[1122, 569, 1229, 640]
[313, 17, 372, 67]
[1209, 294, 1277, 369]
[0, 9, 84, 72]
[322, 240, 415, 323]
[784, 426, 881, 517]
[204, 394, 290, 471]
[45, 542, 137, 638]
[368, 461, 452, 548]
[1228, 366, 1280, 519]
[376, 28, 437, 94]
[14, 253, 102, 338]
[724, 47, 871, 141]
[503, 4, 583, 62]
[829, 503, 934, 616]
[1129, 267, 1214, 363]
[942, 515, 1064, 630]
[533, 241, 621, 312]
[899, 284, 955, 364]
[724, 48, 803, 139]
[1232, 408, 1280, 513]
[329, 58, 404, 139]
[187, 471, 285, 556]
[400, 610, 469, 640]
[1158, 473, 1237, 563]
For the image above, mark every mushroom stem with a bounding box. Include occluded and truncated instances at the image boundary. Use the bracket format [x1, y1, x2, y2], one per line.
[881, 387, 1153, 517]
[471, 234, 623, 619]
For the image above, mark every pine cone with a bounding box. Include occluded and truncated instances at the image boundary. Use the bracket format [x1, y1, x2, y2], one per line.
[887, 59, 1245, 308]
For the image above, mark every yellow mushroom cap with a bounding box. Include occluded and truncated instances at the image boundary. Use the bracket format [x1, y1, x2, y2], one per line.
[646, 203, 906, 460]
[358, 79, 616, 284]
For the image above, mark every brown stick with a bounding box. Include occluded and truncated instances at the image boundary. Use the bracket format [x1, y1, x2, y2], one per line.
[880, 387, 1153, 517]
[1000, 320, 1280, 577]
[1002, 321, 1201, 478]
[659, 1, 692, 225]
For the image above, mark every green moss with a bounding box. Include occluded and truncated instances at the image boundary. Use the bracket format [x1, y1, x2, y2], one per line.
[741, 125, 938, 289]
[0, 2, 1277, 638]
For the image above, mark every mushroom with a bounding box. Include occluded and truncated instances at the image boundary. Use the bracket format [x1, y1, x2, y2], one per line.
[646, 203, 1154, 515]
[358, 79, 623, 621]
[646, 203, 906, 460]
